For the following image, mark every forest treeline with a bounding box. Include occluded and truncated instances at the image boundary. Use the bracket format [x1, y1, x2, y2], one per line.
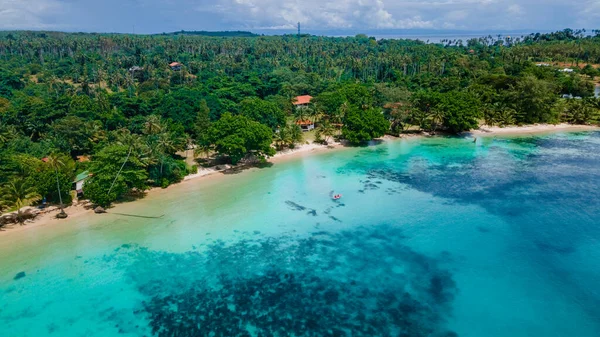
[1, 29, 600, 213]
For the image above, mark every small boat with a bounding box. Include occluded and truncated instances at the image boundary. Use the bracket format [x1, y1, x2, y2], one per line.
[333, 194, 342, 200]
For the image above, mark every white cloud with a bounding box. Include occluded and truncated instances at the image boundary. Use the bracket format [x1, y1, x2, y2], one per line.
[445, 10, 469, 21]
[0, 0, 64, 29]
[579, 0, 600, 25]
[507, 4, 524, 16]
[0, 0, 591, 33]
[200, 0, 435, 29]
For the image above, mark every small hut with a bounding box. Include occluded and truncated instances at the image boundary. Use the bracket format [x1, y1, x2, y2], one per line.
[296, 119, 315, 131]
[73, 171, 91, 197]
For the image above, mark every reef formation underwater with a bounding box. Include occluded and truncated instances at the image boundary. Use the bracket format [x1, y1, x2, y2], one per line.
[111, 225, 458, 337]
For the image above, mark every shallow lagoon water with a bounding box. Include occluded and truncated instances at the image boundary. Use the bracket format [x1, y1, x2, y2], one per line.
[1, 132, 600, 336]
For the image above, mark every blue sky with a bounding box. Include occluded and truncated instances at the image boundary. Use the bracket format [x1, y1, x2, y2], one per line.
[0, 0, 598, 33]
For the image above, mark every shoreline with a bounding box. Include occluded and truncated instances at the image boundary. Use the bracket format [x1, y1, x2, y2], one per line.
[466, 123, 599, 136]
[1, 123, 597, 236]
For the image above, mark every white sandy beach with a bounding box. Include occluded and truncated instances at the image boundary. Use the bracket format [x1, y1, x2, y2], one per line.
[1, 123, 597, 235]
[469, 123, 599, 136]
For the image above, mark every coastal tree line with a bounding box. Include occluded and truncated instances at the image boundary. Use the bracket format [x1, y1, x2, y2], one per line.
[1, 29, 600, 215]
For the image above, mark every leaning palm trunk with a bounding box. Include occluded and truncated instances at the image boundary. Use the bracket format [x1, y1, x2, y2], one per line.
[54, 166, 64, 209]
[108, 146, 133, 196]
[54, 167, 68, 218]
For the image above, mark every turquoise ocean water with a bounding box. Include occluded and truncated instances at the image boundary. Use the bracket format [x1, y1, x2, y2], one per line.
[1, 132, 599, 336]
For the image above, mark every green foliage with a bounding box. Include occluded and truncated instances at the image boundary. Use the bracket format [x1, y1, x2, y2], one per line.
[412, 90, 482, 133]
[581, 65, 599, 79]
[2, 30, 600, 207]
[82, 174, 124, 208]
[0, 179, 40, 221]
[160, 88, 204, 133]
[32, 153, 75, 204]
[148, 157, 187, 188]
[313, 92, 346, 116]
[239, 97, 286, 130]
[207, 113, 275, 164]
[438, 91, 482, 133]
[561, 99, 600, 124]
[49, 116, 101, 155]
[511, 75, 558, 124]
[194, 100, 212, 143]
[274, 124, 303, 150]
[342, 107, 389, 145]
[33, 169, 73, 205]
[84, 144, 148, 206]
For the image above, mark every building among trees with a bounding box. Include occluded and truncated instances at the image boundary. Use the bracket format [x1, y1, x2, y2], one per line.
[169, 62, 182, 71]
[296, 119, 315, 131]
[74, 171, 91, 197]
[293, 95, 312, 109]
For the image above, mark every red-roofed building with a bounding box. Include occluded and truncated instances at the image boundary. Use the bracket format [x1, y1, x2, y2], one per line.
[169, 62, 182, 71]
[295, 119, 315, 131]
[293, 95, 313, 108]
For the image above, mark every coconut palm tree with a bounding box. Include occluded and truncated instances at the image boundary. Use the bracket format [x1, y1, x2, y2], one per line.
[497, 108, 516, 127]
[430, 110, 445, 134]
[319, 122, 336, 143]
[273, 126, 290, 150]
[143, 114, 164, 136]
[46, 154, 67, 217]
[156, 132, 176, 177]
[294, 107, 308, 123]
[0, 179, 41, 225]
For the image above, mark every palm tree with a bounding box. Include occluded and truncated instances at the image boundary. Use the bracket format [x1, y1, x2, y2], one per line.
[143, 115, 164, 136]
[0, 179, 41, 225]
[306, 106, 318, 124]
[288, 124, 303, 147]
[156, 132, 176, 177]
[410, 109, 430, 131]
[273, 126, 290, 150]
[319, 122, 336, 143]
[430, 110, 445, 134]
[294, 107, 308, 123]
[47, 154, 68, 218]
[497, 108, 516, 127]
[86, 120, 107, 144]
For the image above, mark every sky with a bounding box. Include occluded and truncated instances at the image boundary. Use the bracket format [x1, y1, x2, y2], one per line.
[0, 0, 598, 34]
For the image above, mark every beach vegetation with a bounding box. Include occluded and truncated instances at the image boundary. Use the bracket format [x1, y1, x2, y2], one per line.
[83, 144, 149, 207]
[342, 107, 390, 145]
[1, 29, 600, 209]
[207, 113, 276, 164]
[0, 179, 41, 224]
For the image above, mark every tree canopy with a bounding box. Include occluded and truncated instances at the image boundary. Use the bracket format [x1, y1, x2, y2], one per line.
[1, 29, 599, 208]
[207, 113, 276, 164]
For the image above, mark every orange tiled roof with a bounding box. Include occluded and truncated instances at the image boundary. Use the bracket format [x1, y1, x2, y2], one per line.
[293, 95, 313, 105]
[295, 120, 314, 126]
[169, 62, 181, 67]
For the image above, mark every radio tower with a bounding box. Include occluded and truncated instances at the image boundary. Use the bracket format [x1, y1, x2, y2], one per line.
[297, 22, 301, 38]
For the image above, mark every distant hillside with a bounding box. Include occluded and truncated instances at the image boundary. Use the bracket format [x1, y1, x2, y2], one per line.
[161, 30, 259, 37]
